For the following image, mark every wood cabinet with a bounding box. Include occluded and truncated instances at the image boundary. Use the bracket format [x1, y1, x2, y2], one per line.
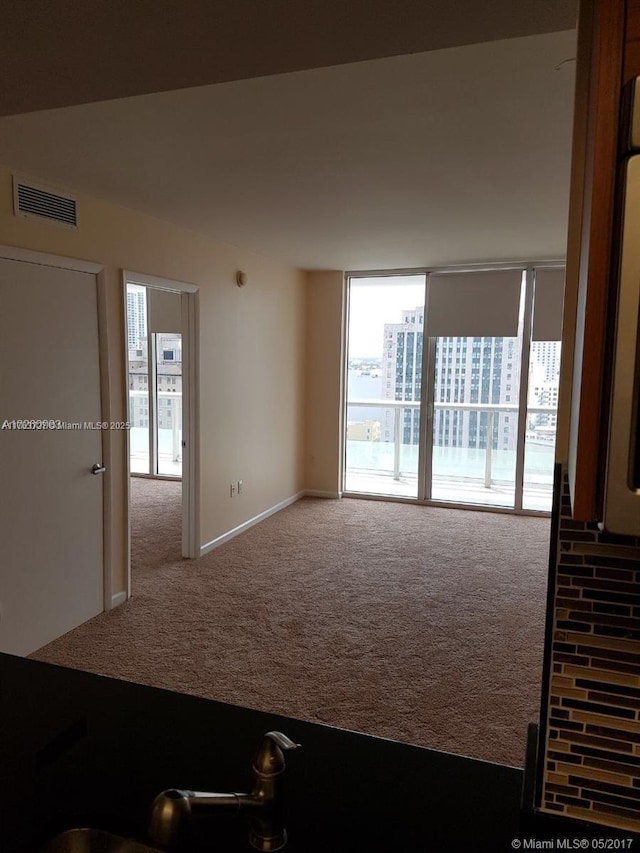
[625, 0, 640, 82]
[566, 0, 625, 519]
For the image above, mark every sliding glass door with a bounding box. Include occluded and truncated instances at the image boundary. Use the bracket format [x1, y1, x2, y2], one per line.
[429, 333, 522, 507]
[155, 332, 183, 477]
[425, 267, 526, 508]
[343, 266, 563, 513]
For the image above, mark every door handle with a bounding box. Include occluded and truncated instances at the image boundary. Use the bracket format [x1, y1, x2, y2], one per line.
[91, 463, 106, 475]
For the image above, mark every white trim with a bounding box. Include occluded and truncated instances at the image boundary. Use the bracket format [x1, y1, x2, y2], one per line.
[148, 323, 158, 482]
[340, 273, 349, 494]
[123, 269, 198, 293]
[514, 269, 535, 511]
[345, 260, 566, 278]
[122, 271, 200, 570]
[341, 490, 550, 516]
[304, 490, 340, 499]
[200, 491, 305, 556]
[130, 473, 181, 481]
[0, 244, 102, 274]
[182, 289, 200, 557]
[337, 274, 347, 496]
[122, 282, 133, 599]
[111, 591, 127, 608]
[96, 268, 114, 611]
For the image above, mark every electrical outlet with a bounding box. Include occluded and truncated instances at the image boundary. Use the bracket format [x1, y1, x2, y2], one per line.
[230, 483, 236, 498]
[237, 479, 243, 494]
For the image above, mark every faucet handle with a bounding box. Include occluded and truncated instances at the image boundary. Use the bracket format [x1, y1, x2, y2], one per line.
[253, 731, 301, 776]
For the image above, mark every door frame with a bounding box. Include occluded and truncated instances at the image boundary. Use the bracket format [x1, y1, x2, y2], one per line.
[0, 244, 113, 610]
[122, 271, 200, 584]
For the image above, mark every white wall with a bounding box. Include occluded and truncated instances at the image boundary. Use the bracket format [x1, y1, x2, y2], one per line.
[304, 271, 344, 495]
[0, 167, 306, 595]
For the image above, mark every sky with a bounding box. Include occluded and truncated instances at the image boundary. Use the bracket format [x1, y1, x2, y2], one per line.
[347, 275, 426, 358]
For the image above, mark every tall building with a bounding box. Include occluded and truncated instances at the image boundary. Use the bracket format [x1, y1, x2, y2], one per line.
[432, 334, 521, 452]
[381, 307, 424, 444]
[528, 341, 561, 433]
[530, 340, 561, 382]
[128, 323, 183, 431]
[126, 287, 146, 350]
[382, 308, 522, 451]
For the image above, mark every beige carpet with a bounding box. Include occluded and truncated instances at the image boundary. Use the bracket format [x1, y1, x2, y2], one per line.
[33, 478, 551, 767]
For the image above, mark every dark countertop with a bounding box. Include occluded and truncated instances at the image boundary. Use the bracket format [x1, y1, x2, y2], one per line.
[0, 653, 580, 853]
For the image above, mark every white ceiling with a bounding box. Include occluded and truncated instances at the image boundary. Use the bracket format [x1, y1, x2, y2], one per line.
[0, 0, 578, 115]
[0, 30, 576, 271]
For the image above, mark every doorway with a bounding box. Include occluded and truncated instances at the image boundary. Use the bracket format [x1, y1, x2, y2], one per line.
[123, 271, 199, 595]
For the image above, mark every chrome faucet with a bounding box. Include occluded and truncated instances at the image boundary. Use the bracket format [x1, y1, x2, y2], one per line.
[148, 731, 300, 852]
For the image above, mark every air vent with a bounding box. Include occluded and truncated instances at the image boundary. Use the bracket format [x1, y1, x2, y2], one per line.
[13, 177, 78, 228]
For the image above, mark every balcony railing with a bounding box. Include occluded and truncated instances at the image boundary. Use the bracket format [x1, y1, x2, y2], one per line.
[345, 399, 557, 509]
[129, 388, 182, 476]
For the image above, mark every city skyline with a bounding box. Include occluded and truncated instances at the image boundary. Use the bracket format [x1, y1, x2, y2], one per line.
[380, 307, 523, 451]
[347, 300, 561, 455]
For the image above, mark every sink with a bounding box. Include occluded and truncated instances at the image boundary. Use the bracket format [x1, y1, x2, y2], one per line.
[38, 829, 164, 853]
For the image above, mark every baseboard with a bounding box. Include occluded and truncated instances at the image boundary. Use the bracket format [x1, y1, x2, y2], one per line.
[303, 489, 341, 499]
[200, 491, 305, 556]
[111, 590, 127, 609]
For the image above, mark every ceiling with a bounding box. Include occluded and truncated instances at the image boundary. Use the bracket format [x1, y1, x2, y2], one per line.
[1, 0, 577, 116]
[0, 29, 577, 271]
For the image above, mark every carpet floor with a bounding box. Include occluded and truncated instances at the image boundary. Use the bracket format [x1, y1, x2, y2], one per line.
[33, 478, 552, 767]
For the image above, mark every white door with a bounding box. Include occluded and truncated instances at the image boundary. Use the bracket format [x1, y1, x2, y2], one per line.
[0, 255, 104, 655]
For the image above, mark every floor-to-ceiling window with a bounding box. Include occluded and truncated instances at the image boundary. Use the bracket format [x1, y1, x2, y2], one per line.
[344, 274, 426, 498]
[343, 265, 562, 512]
[522, 268, 564, 510]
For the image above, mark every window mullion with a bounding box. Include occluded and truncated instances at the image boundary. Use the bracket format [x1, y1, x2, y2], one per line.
[514, 269, 535, 510]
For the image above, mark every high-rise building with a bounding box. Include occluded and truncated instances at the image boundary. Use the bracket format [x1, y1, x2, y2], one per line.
[381, 307, 424, 444]
[382, 308, 522, 451]
[126, 287, 146, 350]
[432, 334, 521, 452]
[530, 340, 561, 382]
[528, 341, 561, 433]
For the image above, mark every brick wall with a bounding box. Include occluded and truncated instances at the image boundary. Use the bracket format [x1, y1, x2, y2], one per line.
[540, 471, 640, 831]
